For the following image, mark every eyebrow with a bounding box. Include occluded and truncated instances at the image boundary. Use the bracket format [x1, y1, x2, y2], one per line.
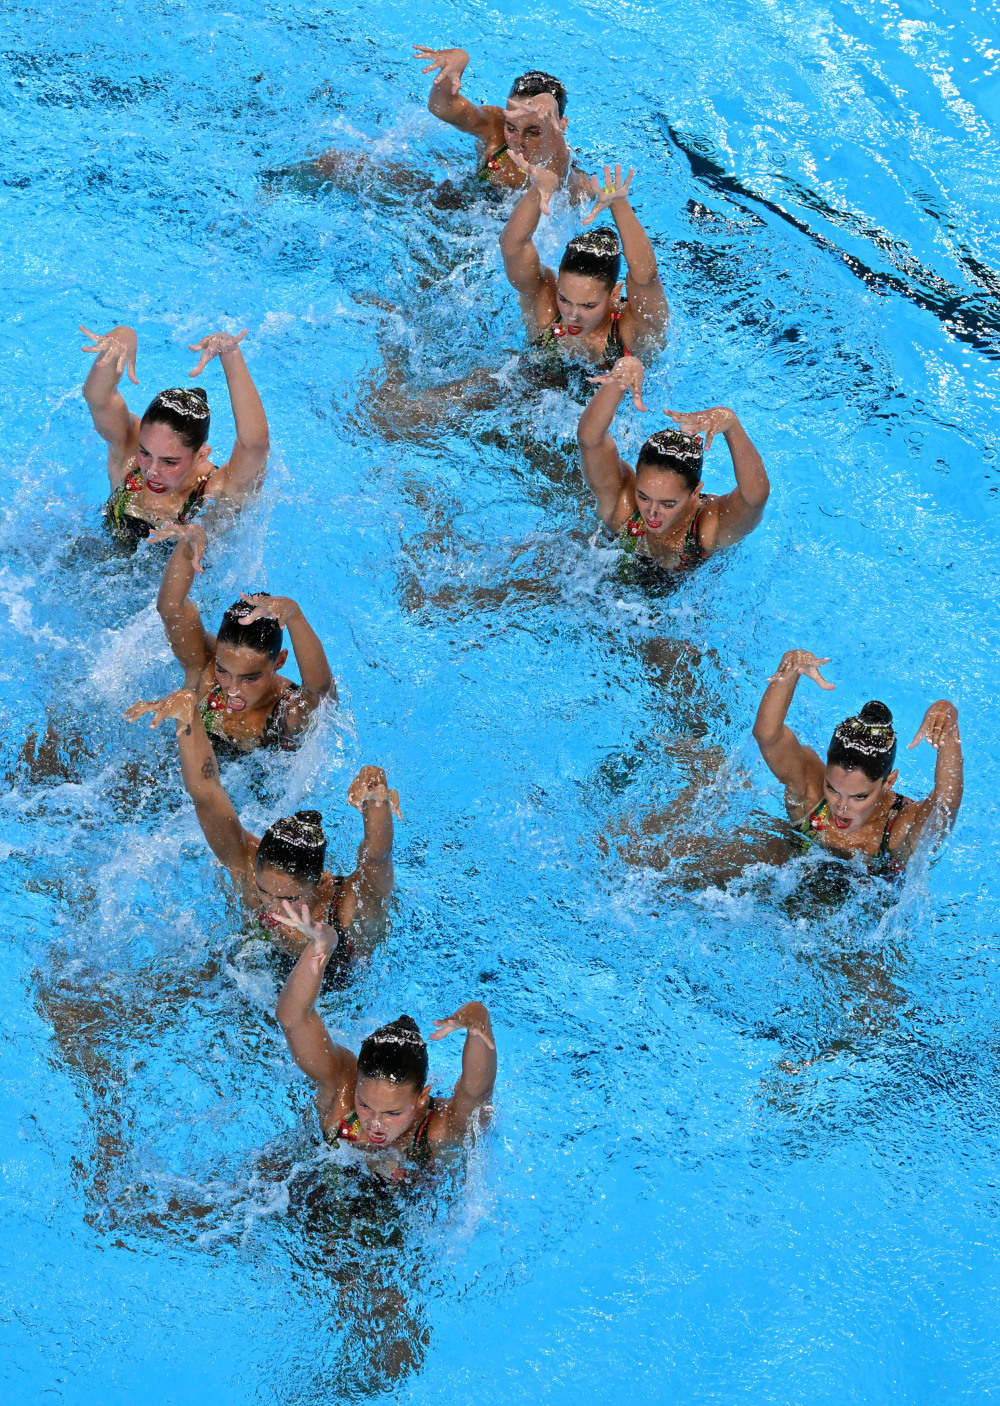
[256, 881, 300, 899]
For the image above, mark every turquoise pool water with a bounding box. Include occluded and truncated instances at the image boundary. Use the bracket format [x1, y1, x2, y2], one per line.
[2, 0, 1000, 1400]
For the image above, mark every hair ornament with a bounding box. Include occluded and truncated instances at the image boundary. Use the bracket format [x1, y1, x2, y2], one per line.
[153, 388, 210, 420]
[832, 716, 896, 757]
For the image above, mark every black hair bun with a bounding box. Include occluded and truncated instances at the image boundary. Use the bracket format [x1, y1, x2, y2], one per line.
[859, 700, 893, 726]
[294, 809, 324, 829]
[189, 386, 209, 406]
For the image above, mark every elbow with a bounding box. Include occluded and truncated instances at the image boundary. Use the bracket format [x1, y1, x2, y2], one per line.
[751, 719, 771, 748]
[240, 431, 270, 456]
[276, 997, 299, 1034]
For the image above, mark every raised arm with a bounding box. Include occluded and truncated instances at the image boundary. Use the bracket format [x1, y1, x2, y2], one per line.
[752, 651, 832, 812]
[343, 767, 399, 918]
[238, 593, 336, 730]
[666, 407, 770, 550]
[429, 1001, 497, 1142]
[894, 701, 964, 851]
[582, 166, 669, 344]
[275, 919, 357, 1118]
[499, 177, 551, 295]
[187, 330, 269, 502]
[124, 688, 250, 872]
[577, 360, 646, 527]
[80, 324, 140, 484]
[151, 526, 214, 684]
[413, 46, 500, 139]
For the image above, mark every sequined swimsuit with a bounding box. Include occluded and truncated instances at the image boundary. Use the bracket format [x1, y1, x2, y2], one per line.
[199, 681, 301, 760]
[797, 794, 912, 878]
[103, 467, 213, 549]
[536, 309, 631, 376]
[476, 142, 510, 182]
[256, 877, 355, 981]
[617, 497, 714, 573]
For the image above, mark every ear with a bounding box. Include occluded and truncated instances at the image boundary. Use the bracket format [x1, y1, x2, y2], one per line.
[274, 648, 288, 670]
[559, 115, 568, 135]
[611, 281, 624, 303]
[885, 768, 899, 790]
[197, 442, 211, 465]
[417, 1083, 432, 1109]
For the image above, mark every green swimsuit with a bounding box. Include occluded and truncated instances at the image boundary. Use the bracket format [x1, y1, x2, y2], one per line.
[797, 794, 912, 879]
[104, 467, 213, 550]
[199, 680, 301, 760]
[618, 499, 712, 573]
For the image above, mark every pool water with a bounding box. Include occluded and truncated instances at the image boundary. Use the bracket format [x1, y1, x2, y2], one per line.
[2, 0, 1000, 1400]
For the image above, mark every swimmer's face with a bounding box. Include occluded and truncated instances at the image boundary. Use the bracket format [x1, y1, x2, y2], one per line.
[503, 93, 566, 163]
[822, 765, 898, 835]
[354, 1075, 429, 1148]
[555, 272, 614, 337]
[253, 862, 320, 917]
[213, 643, 287, 714]
[634, 465, 700, 535]
[136, 419, 208, 494]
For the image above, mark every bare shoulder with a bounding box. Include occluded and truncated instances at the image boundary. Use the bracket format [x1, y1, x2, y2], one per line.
[477, 104, 508, 143]
[610, 465, 638, 532]
[107, 413, 142, 486]
[567, 165, 592, 204]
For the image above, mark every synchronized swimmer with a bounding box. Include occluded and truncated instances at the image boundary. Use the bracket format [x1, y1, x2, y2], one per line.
[60, 42, 965, 1191]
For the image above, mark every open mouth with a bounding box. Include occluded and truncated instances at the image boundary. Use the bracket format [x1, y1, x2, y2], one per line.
[367, 1133, 386, 1145]
[566, 324, 582, 335]
[833, 816, 852, 830]
[145, 478, 169, 495]
[226, 696, 247, 712]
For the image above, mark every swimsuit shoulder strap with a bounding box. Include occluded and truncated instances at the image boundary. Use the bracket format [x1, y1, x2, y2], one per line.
[178, 470, 214, 522]
[260, 680, 301, 749]
[798, 796, 830, 836]
[476, 142, 509, 180]
[410, 1100, 436, 1161]
[606, 310, 631, 362]
[337, 1109, 362, 1142]
[877, 794, 912, 856]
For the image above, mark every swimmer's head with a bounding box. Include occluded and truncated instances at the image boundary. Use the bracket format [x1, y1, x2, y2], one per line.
[212, 596, 289, 715]
[555, 228, 622, 337]
[822, 702, 899, 835]
[355, 1015, 431, 1147]
[504, 72, 568, 161]
[509, 70, 567, 118]
[632, 430, 703, 534]
[217, 597, 284, 660]
[138, 387, 211, 493]
[254, 810, 327, 914]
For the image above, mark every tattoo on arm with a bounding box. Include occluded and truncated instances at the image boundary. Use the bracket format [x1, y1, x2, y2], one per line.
[201, 758, 217, 779]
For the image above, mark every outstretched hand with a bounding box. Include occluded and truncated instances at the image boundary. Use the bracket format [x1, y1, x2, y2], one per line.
[148, 520, 208, 573]
[769, 650, 835, 691]
[348, 765, 402, 819]
[279, 901, 340, 969]
[581, 163, 635, 227]
[507, 148, 559, 214]
[124, 687, 199, 730]
[238, 592, 299, 627]
[588, 355, 646, 411]
[430, 1000, 495, 1047]
[907, 699, 959, 750]
[664, 406, 734, 451]
[188, 329, 247, 377]
[413, 45, 469, 96]
[80, 324, 138, 385]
